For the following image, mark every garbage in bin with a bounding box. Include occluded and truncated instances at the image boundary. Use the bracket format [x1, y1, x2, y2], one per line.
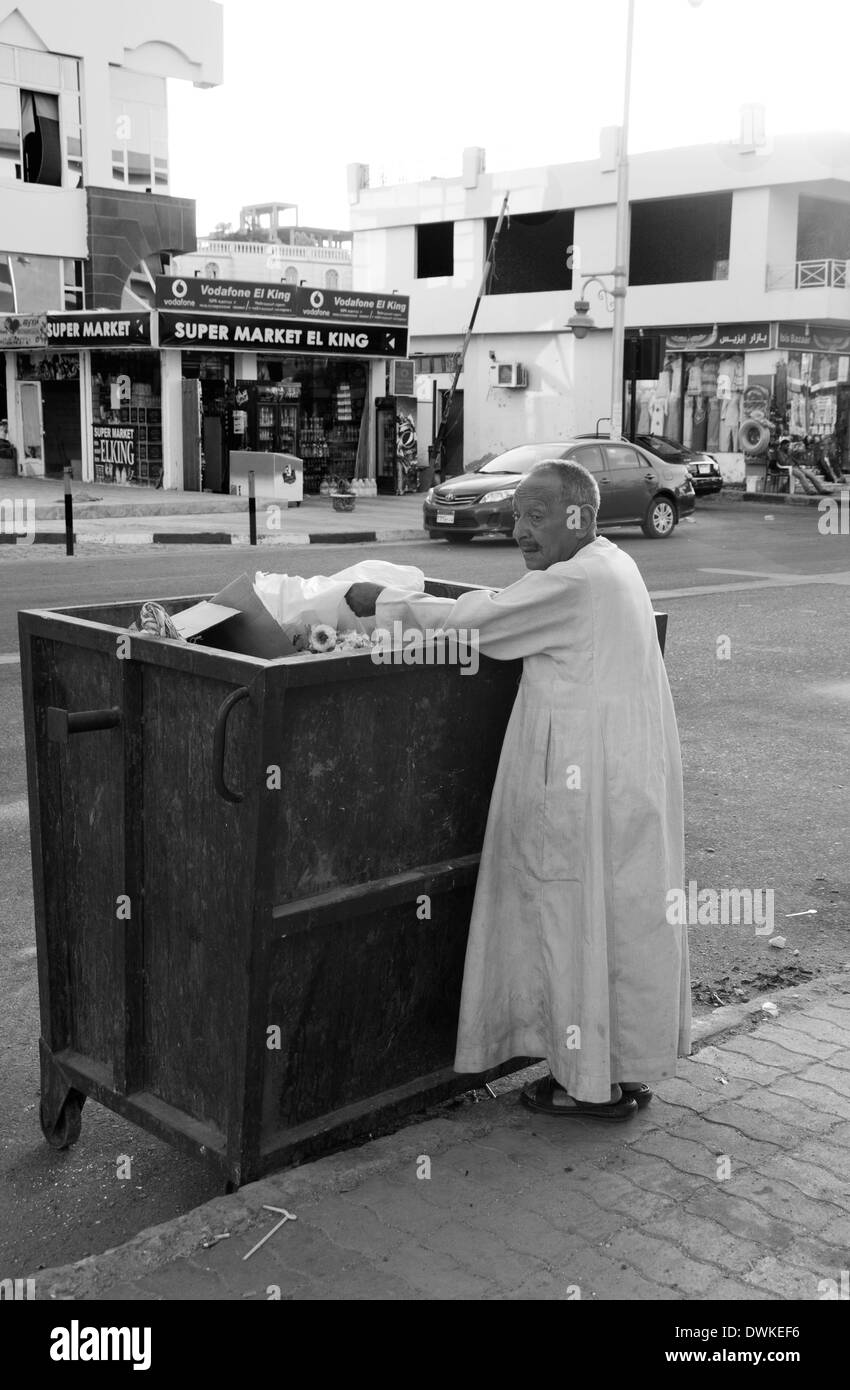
[126, 563, 423, 661]
[254, 559, 424, 631]
[130, 561, 426, 663]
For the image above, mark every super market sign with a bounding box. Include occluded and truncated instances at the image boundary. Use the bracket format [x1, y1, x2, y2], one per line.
[157, 312, 408, 358]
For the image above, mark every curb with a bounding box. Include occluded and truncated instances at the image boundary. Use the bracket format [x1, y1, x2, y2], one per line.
[2, 528, 426, 548]
[3, 527, 428, 548]
[27, 969, 850, 1300]
[741, 492, 836, 507]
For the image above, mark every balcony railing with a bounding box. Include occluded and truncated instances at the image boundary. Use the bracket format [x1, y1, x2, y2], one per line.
[196, 238, 351, 263]
[766, 258, 850, 291]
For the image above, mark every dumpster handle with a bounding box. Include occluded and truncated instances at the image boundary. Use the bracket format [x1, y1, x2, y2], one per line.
[46, 706, 122, 743]
[213, 686, 250, 804]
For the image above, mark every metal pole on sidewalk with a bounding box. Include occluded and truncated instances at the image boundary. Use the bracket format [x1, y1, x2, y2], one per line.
[248, 470, 257, 546]
[63, 467, 74, 556]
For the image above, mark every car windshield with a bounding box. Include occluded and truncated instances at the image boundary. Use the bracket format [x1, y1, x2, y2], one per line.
[476, 445, 570, 475]
[642, 437, 683, 458]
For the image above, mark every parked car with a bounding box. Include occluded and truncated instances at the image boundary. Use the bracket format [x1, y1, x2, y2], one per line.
[423, 438, 695, 541]
[634, 434, 723, 496]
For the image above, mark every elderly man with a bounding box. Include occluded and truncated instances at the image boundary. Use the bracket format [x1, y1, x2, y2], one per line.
[347, 459, 690, 1119]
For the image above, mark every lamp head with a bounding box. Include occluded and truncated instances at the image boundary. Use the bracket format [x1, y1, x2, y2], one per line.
[568, 299, 594, 339]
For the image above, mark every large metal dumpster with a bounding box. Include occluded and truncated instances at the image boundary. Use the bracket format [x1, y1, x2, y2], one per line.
[20, 582, 667, 1187]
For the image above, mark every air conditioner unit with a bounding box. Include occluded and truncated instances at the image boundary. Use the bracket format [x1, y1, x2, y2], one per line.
[490, 361, 528, 389]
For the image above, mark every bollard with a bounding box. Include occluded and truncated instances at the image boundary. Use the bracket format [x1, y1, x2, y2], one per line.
[248, 469, 257, 546]
[63, 467, 74, 556]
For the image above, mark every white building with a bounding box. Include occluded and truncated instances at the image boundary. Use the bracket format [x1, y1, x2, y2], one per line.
[173, 201, 353, 293]
[348, 127, 850, 481]
[0, 0, 223, 485]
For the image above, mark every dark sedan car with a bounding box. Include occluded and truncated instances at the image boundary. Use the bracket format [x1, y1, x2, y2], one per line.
[634, 435, 723, 495]
[423, 438, 695, 541]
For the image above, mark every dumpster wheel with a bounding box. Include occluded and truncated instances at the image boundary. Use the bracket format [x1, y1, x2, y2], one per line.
[40, 1094, 83, 1150]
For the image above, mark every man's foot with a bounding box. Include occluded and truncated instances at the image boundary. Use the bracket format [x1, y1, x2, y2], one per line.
[521, 1075, 638, 1120]
[619, 1082, 652, 1108]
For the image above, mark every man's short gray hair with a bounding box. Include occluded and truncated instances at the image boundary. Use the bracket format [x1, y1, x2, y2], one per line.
[524, 459, 600, 514]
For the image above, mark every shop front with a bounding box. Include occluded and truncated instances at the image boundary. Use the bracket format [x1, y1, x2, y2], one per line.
[774, 323, 850, 474]
[3, 310, 155, 484]
[91, 347, 162, 485]
[626, 321, 850, 482]
[156, 275, 409, 496]
[626, 323, 773, 481]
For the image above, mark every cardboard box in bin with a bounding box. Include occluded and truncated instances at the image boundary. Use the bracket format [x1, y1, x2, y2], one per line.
[173, 573, 298, 658]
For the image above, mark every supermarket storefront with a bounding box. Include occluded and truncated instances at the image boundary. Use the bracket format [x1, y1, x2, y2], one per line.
[4, 281, 410, 491]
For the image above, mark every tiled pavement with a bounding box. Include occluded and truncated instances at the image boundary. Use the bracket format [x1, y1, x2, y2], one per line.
[32, 979, 850, 1301]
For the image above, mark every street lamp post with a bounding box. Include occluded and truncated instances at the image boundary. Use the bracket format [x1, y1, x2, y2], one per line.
[569, 1, 702, 435]
[609, 0, 635, 439]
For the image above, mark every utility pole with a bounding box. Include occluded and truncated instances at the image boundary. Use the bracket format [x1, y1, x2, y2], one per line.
[609, 0, 635, 440]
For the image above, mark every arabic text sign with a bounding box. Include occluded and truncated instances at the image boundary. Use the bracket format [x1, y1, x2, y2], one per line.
[0, 313, 48, 348]
[664, 323, 772, 352]
[155, 277, 409, 326]
[715, 323, 771, 350]
[158, 312, 408, 358]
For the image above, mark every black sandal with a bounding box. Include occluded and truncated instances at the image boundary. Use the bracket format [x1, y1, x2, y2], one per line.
[521, 1075, 638, 1120]
[619, 1083, 652, 1108]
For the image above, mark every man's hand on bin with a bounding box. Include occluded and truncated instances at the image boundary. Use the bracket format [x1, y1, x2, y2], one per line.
[345, 582, 385, 618]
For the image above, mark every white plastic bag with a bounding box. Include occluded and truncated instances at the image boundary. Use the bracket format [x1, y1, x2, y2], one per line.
[254, 560, 424, 632]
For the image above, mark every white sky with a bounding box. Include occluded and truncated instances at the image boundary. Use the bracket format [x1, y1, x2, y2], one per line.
[167, 0, 850, 235]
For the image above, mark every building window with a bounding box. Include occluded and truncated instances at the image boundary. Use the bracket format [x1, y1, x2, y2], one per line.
[796, 195, 850, 262]
[416, 221, 454, 278]
[21, 91, 61, 185]
[62, 258, 85, 310]
[0, 253, 15, 311]
[630, 193, 732, 285]
[110, 68, 169, 191]
[483, 209, 574, 294]
[0, 46, 81, 186]
[325, 268, 339, 289]
[284, 266, 298, 284]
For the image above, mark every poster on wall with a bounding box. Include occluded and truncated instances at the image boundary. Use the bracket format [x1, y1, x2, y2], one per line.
[0, 314, 48, 348]
[92, 423, 137, 483]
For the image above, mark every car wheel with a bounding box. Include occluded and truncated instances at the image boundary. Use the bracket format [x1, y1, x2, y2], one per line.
[444, 533, 475, 543]
[642, 496, 677, 538]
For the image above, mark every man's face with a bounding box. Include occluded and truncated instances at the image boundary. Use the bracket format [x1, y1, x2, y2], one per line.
[512, 476, 594, 570]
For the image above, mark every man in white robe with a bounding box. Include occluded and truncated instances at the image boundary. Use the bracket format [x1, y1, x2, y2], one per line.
[347, 460, 690, 1118]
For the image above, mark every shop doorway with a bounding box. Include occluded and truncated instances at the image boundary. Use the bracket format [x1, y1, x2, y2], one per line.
[18, 381, 44, 472]
[42, 381, 82, 479]
[439, 388, 464, 477]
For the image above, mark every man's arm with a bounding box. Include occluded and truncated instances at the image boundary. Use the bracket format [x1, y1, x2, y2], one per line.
[375, 569, 590, 661]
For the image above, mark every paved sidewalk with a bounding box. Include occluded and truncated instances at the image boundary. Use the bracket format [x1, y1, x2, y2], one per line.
[0, 475, 427, 545]
[30, 975, 850, 1300]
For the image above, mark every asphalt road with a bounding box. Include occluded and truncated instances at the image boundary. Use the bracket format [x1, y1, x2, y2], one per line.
[1, 494, 849, 1274]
